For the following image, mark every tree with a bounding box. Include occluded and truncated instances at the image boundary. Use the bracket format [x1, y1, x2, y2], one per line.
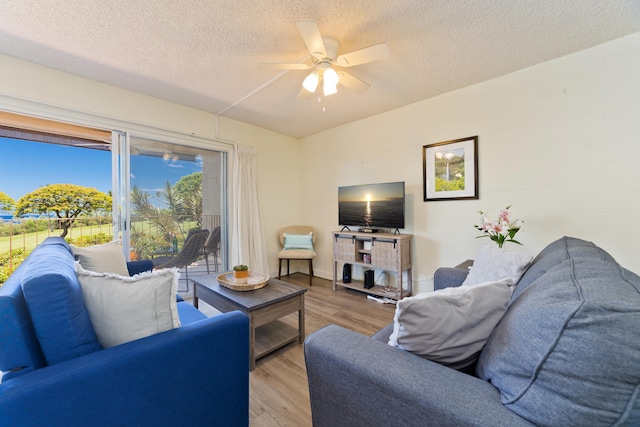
[173, 172, 202, 222]
[157, 172, 203, 230]
[131, 184, 177, 242]
[15, 184, 111, 238]
[173, 172, 202, 199]
[130, 173, 203, 248]
[0, 191, 14, 211]
[130, 185, 156, 217]
[158, 181, 184, 219]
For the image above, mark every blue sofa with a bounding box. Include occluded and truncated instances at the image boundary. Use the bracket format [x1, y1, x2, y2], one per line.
[305, 236, 640, 426]
[0, 237, 249, 427]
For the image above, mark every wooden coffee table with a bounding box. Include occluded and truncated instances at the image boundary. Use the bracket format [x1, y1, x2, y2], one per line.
[192, 275, 307, 370]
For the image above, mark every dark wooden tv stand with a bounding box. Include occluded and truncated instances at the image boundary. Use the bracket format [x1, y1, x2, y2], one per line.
[332, 231, 412, 301]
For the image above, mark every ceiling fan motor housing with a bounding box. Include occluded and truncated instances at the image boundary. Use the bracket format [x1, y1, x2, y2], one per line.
[318, 36, 340, 62]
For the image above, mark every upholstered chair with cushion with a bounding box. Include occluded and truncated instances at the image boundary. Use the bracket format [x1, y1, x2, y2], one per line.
[277, 225, 316, 286]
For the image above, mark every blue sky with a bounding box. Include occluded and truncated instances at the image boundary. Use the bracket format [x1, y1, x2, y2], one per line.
[0, 137, 200, 205]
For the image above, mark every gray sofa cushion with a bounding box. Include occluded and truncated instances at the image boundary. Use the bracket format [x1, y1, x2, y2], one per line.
[477, 257, 640, 426]
[371, 323, 394, 343]
[511, 236, 615, 303]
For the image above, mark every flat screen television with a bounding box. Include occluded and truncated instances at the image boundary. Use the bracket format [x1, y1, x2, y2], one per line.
[338, 181, 405, 231]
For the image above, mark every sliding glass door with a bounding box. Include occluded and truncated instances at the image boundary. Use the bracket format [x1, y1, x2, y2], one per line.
[0, 108, 229, 284]
[124, 136, 226, 271]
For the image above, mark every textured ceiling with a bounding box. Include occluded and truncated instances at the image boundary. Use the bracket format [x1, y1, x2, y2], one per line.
[1, 1, 639, 138]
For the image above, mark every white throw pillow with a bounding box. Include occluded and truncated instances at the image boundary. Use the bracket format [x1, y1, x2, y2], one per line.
[71, 240, 130, 277]
[75, 262, 181, 348]
[388, 278, 514, 369]
[461, 243, 532, 287]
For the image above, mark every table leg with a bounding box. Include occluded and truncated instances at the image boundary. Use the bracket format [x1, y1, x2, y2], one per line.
[298, 294, 305, 343]
[249, 312, 256, 371]
[193, 285, 199, 309]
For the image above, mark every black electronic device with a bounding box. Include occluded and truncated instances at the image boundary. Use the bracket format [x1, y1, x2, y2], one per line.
[364, 269, 374, 289]
[342, 263, 352, 283]
[358, 228, 379, 233]
[338, 181, 405, 230]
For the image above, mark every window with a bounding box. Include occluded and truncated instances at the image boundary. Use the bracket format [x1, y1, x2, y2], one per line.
[0, 109, 229, 283]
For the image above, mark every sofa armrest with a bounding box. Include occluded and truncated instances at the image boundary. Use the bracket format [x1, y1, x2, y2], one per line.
[126, 260, 185, 301]
[126, 259, 154, 276]
[433, 267, 469, 290]
[0, 311, 249, 427]
[304, 325, 533, 427]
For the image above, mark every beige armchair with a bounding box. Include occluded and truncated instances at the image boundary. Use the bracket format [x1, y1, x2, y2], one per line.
[277, 225, 316, 286]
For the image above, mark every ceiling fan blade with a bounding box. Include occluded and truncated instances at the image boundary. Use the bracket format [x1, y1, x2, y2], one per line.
[335, 43, 390, 67]
[338, 71, 371, 94]
[296, 20, 327, 59]
[258, 62, 311, 70]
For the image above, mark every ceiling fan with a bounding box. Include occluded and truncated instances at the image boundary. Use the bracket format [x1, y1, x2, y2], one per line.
[259, 20, 390, 97]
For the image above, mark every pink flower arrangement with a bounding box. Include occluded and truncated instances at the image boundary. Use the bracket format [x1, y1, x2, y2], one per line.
[475, 205, 523, 248]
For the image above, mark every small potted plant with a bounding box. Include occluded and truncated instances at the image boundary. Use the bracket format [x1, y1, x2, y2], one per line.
[233, 264, 249, 284]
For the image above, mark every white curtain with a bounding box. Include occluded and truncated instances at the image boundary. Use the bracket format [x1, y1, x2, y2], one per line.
[230, 144, 269, 273]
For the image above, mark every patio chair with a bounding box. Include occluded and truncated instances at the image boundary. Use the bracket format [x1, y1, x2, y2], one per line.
[153, 228, 210, 292]
[201, 226, 221, 274]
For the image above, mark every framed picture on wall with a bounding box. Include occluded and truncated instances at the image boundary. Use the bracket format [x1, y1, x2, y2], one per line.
[423, 136, 478, 201]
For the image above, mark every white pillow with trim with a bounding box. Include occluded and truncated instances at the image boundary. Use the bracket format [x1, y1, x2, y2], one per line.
[75, 262, 181, 348]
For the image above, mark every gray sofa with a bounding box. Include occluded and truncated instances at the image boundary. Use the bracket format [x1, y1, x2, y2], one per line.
[304, 236, 640, 426]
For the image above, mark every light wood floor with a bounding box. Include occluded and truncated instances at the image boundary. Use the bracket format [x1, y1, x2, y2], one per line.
[190, 272, 396, 427]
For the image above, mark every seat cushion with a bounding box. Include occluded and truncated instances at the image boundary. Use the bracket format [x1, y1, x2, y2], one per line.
[177, 301, 208, 324]
[278, 249, 315, 259]
[21, 242, 102, 366]
[477, 258, 640, 426]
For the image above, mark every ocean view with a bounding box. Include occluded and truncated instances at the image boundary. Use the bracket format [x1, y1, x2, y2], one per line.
[339, 199, 404, 228]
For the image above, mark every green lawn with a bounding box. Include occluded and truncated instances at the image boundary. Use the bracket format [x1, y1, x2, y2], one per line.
[0, 223, 115, 253]
[1, 218, 206, 284]
[0, 224, 115, 284]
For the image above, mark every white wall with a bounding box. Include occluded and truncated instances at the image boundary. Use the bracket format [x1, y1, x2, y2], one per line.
[301, 33, 640, 294]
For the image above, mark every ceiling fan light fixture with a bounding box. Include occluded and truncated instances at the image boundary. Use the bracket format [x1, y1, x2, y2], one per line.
[302, 71, 319, 93]
[324, 67, 339, 86]
[323, 80, 338, 96]
[323, 67, 339, 96]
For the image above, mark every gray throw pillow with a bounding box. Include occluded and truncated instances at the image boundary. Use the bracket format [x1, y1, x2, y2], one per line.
[389, 278, 514, 370]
